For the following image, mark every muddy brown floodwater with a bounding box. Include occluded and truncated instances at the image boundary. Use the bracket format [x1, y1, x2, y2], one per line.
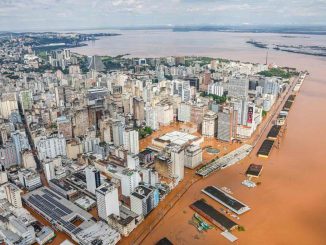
[140, 50, 326, 245]
[73, 31, 326, 245]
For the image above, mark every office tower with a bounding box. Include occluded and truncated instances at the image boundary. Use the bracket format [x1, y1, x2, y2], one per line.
[111, 119, 124, 147]
[263, 77, 280, 95]
[217, 108, 237, 142]
[208, 82, 224, 96]
[88, 55, 105, 72]
[11, 130, 30, 165]
[145, 106, 158, 131]
[172, 80, 191, 102]
[202, 111, 218, 137]
[228, 76, 249, 98]
[96, 183, 120, 221]
[133, 97, 145, 122]
[123, 129, 139, 154]
[178, 102, 191, 122]
[85, 165, 101, 194]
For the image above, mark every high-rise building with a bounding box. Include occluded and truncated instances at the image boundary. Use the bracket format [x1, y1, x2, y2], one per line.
[172, 80, 191, 102]
[127, 154, 140, 170]
[11, 130, 30, 165]
[0, 93, 18, 119]
[111, 119, 124, 147]
[145, 106, 158, 130]
[178, 102, 191, 122]
[228, 76, 249, 99]
[141, 168, 159, 186]
[57, 116, 73, 139]
[208, 82, 224, 96]
[119, 169, 141, 197]
[184, 145, 203, 169]
[133, 97, 145, 123]
[202, 111, 218, 137]
[0, 142, 18, 168]
[19, 90, 33, 112]
[88, 55, 105, 72]
[96, 182, 120, 221]
[85, 165, 101, 194]
[123, 129, 139, 154]
[36, 134, 66, 161]
[217, 108, 237, 142]
[4, 183, 22, 208]
[130, 185, 158, 217]
[168, 145, 185, 182]
[155, 100, 174, 126]
[191, 103, 208, 127]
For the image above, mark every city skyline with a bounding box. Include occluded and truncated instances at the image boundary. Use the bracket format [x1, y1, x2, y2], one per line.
[0, 0, 326, 31]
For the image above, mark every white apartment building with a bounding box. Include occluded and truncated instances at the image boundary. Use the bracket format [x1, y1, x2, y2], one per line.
[85, 165, 101, 194]
[36, 134, 66, 161]
[145, 106, 158, 130]
[208, 82, 224, 96]
[96, 183, 120, 221]
[155, 100, 174, 126]
[123, 129, 139, 154]
[3, 183, 22, 208]
[118, 169, 141, 197]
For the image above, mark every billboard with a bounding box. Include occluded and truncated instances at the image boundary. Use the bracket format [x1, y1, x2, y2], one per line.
[247, 106, 253, 124]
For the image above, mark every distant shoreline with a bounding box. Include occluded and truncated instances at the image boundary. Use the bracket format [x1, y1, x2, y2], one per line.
[246, 40, 326, 57]
[172, 26, 326, 36]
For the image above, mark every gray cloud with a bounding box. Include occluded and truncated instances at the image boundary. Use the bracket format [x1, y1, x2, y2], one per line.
[0, 0, 325, 31]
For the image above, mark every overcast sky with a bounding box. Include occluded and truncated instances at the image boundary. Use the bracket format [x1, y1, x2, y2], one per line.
[0, 0, 325, 31]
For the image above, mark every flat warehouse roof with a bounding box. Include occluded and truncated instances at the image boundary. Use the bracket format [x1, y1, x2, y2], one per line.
[257, 139, 274, 157]
[23, 187, 93, 237]
[190, 200, 238, 231]
[246, 164, 263, 177]
[202, 186, 250, 215]
[267, 125, 281, 139]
